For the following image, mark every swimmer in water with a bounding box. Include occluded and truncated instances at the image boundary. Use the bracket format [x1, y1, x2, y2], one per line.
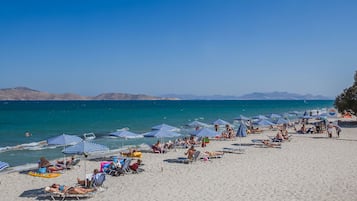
[25, 131, 32, 137]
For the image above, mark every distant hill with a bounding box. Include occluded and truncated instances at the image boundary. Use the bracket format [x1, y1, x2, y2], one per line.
[162, 92, 332, 100]
[0, 87, 177, 100]
[237, 92, 331, 100]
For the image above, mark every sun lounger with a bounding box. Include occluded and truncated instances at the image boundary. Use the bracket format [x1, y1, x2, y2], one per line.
[222, 147, 246, 154]
[252, 139, 282, 148]
[0, 161, 9, 172]
[44, 188, 96, 201]
[164, 151, 201, 164]
[202, 151, 224, 159]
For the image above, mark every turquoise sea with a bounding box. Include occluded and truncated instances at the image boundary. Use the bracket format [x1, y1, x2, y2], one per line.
[0, 100, 334, 167]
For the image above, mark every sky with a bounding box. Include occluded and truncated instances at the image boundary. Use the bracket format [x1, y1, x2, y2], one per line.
[0, 0, 356, 98]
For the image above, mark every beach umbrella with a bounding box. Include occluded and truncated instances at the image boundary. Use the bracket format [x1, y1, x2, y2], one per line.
[151, 124, 180, 132]
[110, 130, 144, 150]
[187, 120, 210, 128]
[254, 119, 275, 127]
[234, 115, 250, 121]
[143, 129, 181, 172]
[290, 111, 301, 115]
[212, 119, 230, 125]
[109, 130, 143, 139]
[299, 115, 312, 119]
[47, 134, 83, 168]
[143, 129, 181, 138]
[47, 134, 83, 146]
[190, 128, 220, 138]
[63, 141, 109, 155]
[275, 118, 289, 125]
[236, 122, 247, 137]
[267, 113, 281, 119]
[253, 115, 269, 120]
[0, 161, 9, 172]
[63, 141, 109, 177]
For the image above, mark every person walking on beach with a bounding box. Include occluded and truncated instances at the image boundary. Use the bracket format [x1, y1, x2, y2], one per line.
[336, 125, 342, 138]
[327, 122, 335, 138]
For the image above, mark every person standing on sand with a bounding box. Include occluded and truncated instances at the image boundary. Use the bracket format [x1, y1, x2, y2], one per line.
[336, 125, 342, 138]
[327, 122, 335, 138]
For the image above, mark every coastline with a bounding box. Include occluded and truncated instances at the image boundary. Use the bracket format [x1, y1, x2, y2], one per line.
[1, 120, 357, 201]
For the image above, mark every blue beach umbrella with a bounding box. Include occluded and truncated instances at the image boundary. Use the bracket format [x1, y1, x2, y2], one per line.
[47, 134, 83, 146]
[47, 134, 83, 168]
[234, 115, 250, 121]
[275, 118, 289, 125]
[143, 129, 181, 138]
[187, 120, 210, 128]
[255, 119, 275, 127]
[190, 128, 220, 138]
[109, 130, 143, 139]
[151, 124, 180, 132]
[63, 141, 109, 155]
[253, 115, 269, 120]
[63, 141, 109, 178]
[236, 122, 247, 137]
[213, 119, 231, 125]
[267, 113, 281, 119]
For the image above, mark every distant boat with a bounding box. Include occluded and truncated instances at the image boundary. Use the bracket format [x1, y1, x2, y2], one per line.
[83, 132, 96, 141]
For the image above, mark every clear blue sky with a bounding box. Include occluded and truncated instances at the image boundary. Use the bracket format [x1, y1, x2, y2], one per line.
[0, 0, 356, 98]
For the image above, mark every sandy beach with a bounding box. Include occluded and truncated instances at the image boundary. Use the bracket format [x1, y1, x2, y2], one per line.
[1, 123, 357, 201]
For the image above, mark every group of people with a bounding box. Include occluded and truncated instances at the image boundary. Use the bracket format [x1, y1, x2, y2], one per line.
[38, 156, 78, 173]
[295, 121, 342, 138]
[103, 158, 142, 176]
[219, 124, 235, 139]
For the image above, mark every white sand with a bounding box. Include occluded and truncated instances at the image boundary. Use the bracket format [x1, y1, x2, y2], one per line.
[1, 126, 357, 201]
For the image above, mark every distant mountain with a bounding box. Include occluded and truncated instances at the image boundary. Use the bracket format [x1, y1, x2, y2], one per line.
[162, 92, 332, 100]
[237, 92, 331, 100]
[0, 87, 177, 100]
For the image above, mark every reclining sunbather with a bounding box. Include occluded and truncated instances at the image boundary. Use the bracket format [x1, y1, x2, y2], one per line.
[56, 156, 74, 166]
[262, 140, 281, 148]
[45, 184, 95, 194]
[38, 157, 64, 172]
[203, 151, 224, 157]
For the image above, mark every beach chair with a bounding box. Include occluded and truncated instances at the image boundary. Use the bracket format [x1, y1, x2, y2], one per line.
[0, 161, 9, 172]
[121, 158, 132, 174]
[92, 173, 106, 188]
[202, 151, 224, 159]
[222, 147, 246, 154]
[165, 151, 202, 164]
[44, 187, 96, 201]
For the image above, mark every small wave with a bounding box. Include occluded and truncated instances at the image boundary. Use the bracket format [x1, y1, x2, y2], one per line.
[0, 140, 48, 153]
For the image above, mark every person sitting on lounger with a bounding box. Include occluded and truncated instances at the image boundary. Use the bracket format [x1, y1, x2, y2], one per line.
[275, 130, 285, 141]
[129, 159, 142, 171]
[152, 140, 165, 153]
[46, 184, 95, 194]
[262, 140, 281, 148]
[77, 169, 101, 187]
[185, 146, 196, 160]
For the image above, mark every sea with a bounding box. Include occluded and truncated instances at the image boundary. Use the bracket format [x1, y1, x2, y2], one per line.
[0, 100, 334, 167]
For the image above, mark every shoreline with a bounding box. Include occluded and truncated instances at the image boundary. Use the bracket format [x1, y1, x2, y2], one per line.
[1, 122, 357, 201]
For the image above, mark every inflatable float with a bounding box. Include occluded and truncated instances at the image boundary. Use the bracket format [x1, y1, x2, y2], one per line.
[28, 171, 61, 178]
[121, 151, 142, 158]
